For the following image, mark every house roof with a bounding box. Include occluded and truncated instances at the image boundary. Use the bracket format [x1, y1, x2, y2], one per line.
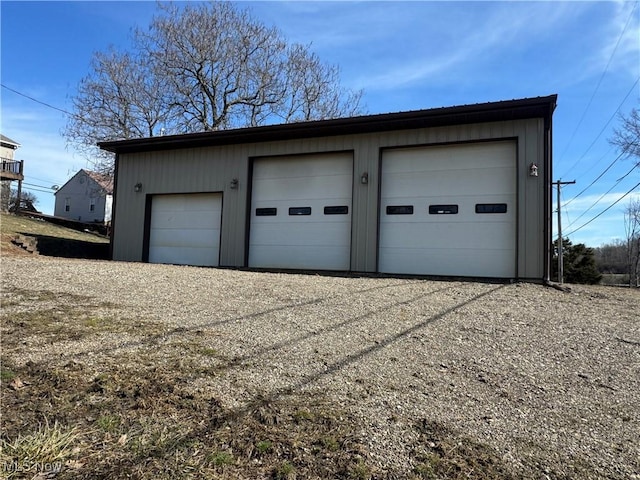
[55, 169, 114, 195]
[98, 95, 558, 154]
[85, 170, 114, 195]
[1, 134, 20, 149]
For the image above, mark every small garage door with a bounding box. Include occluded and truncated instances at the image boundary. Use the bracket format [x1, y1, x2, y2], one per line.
[249, 153, 353, 270]
[379, 141, 516, 277]
[149, 193, 222, 267]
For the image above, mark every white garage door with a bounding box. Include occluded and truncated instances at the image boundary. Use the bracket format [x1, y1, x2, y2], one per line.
[149, 193, 222, 267]
[379, 141, 516, 278]
[249, 153, 353, 270]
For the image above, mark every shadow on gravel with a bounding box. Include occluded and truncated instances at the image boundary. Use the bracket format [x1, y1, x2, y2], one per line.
[21, 233, 110, 260]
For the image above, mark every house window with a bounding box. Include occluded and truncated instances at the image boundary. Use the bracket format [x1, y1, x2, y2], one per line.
[65, 198, 70, 212]
[90, 198, 96, 212]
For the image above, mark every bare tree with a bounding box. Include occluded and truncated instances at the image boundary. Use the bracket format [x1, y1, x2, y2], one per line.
[610, 108, 640, 163]
[623, 198, 640, 287]
[9, 188, 38, 212]
[65, 1, 365, 173]
[65, 49, 173, 173]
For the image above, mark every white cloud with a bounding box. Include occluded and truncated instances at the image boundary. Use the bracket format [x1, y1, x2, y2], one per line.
[595, 1, 640, 78]
[350, 1, 579, 92]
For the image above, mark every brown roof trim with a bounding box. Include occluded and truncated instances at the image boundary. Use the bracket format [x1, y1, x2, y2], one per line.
[98, 95, 557, 154]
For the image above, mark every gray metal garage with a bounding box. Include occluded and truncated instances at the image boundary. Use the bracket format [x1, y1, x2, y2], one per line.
[99, 95, 557, 281]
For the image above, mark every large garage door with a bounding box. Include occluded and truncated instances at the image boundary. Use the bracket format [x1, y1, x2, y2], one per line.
[379, 141, 516, 278]
[249, 153, 353, 270]
[149, 193, 222, 267]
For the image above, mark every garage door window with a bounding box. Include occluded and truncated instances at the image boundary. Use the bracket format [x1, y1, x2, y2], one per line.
[324, 205, 349, 215]
[429, 204, 458, 214]
[475, 203, 507, 214]
[289, 207, 312, 215]
[386, 205, 414, 215]
[256, 207, 277, 216]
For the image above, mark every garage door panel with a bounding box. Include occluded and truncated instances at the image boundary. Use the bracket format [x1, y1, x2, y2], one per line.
[149, 246, 218, 267]
[253, 176, 352, 201]
[149, 193, 221, 267]
[251, 222, 351, 247]
[250, 245, 350, 270]
[379, 141, 516, 278]
[384, 168, 515, 199]
[380, 222, 514, 250]
[379, 248, 514, 277]
[251, 198, 352, 217]
[249, 153, 352, 270]
[150, 211, 220, 231]
[254, 155, 351, 177]
[149, 228, 221, 250]
[384, 144, 514, 172]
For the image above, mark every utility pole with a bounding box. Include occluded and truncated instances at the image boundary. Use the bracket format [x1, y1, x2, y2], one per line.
[553, 179, 576, 284]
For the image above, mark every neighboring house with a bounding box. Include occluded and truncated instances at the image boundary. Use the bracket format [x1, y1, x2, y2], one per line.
[0, 134, 23, 212]
[99, 95, 557, 282]
[54, 169, 113, 223]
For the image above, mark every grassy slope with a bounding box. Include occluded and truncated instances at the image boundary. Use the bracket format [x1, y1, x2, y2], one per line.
[0, 213, 109, 259]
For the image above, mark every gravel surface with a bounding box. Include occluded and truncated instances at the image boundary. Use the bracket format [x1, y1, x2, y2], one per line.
[2, 256, 639, 478]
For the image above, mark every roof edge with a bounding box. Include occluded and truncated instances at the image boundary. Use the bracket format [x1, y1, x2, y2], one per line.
[99, 95, 558, 154]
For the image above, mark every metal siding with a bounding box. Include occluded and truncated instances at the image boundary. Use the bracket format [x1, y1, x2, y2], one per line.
[112, 118, 547, 280]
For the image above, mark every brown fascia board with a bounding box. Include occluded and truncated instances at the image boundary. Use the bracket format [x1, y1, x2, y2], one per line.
[98, 95, 557, 154]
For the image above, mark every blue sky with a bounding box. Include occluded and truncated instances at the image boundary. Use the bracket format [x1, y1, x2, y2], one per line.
[1, 1, 639, 247]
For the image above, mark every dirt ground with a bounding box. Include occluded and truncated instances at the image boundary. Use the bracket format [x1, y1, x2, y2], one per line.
[1, 256, 639, 479]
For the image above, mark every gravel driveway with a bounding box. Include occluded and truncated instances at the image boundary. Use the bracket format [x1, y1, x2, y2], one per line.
[2, 256, 639, 478]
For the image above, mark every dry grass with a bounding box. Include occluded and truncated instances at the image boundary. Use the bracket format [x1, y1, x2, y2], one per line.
[0, 213, 108, 259]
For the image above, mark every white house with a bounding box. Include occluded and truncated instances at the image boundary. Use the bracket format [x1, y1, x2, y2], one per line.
[54, 169, 113, 224]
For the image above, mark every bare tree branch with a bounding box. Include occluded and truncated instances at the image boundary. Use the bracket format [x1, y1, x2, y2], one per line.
[64, 1, 365, 174]
[611, 108, 640, 163]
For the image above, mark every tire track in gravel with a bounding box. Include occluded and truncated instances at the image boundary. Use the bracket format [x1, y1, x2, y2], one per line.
[8, 277, 442, 364]
[220, 283, 506, 406]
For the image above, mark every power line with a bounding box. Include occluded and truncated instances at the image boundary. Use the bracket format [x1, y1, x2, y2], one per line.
[1, 83, 74, 117]
[27, 175, 66, 186]
[21, 185, 57, 195]
[565, 180, 640, 237]
[566, 162, 638, 229]
[562, 150, 628, 208]
[23, 181, 58, 190]
[556, 1, 638, 165]
[559, 76, 639, 179]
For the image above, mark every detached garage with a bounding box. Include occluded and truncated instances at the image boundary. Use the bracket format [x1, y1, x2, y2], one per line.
[100, 95, 557, 282]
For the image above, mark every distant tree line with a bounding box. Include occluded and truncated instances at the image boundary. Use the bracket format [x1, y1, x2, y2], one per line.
[595, 199, 640, 287]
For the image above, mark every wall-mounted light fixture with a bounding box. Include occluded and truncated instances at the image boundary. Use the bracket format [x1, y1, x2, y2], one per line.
[134, 182, 143, 192]
[529, 163, 538, 177]
[230, 178, 239, 189]
[360, 172, 369, 184]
